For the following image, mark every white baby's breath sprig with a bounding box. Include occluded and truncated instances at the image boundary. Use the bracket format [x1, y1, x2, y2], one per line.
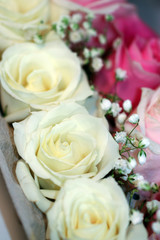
[123, 99, 132, 113]
[115, 68, 127, 81]
[128, 114, 139, 124]
[146, 200, 160, 212]
[111, 102, 122, 117]
[100, 99, 112, 112]
[91, 57, 103, 72]
[117, 112, 127, 124]
[130, 210, 144, 225]
[138, 138, 150, 149]
[152, 222, 160, 234]
[128, 157, 137, 169]
[138, 150, 147, 165]
[115, 131, 127, 144]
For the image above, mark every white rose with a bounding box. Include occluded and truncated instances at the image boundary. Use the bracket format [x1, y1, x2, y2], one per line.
[14, 102, 119, 197]
[47, 177, 147, 240]
[0, 0, 49, 51]
[0, 41, 92, 122]
[0, 0, 69, 52]
[16, 161, 147, 240]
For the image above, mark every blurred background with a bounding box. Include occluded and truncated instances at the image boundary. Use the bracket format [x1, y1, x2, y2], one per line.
[128, 0, 160, 34]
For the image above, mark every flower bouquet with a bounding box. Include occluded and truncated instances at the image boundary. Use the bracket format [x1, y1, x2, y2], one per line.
[0, 0, 160, 239]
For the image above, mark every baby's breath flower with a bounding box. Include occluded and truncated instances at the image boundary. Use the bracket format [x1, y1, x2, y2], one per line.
[111, 103, 122, 117]
[69, 30, 82, 43]
[105, 59, 112, 69]
[138, 180, 151, 191]
[138, 150, 146, 165]
[72, 13, 82, 23]
[100, 99, 111, 111]
[113, 38, 122, 49]
[83, 21, 91, 29]
[83, 48, 90, 58]
[129, 174, 144, 186]
[91, 57, 103, 72]
[130, 210, 144, 225]
[146, 200, 160, 212]
[123, 99, 132, 113]
[99, 34, 107, 45]
[128, 157, 137, 169]
[128, 114, 139, 124]
[152, 222, 160, 234]
[115, 158, 131, 175]
[88, 28, 97, 37]
[138, 138, 150, 149]
[115, 131, 127, 144]
[117, 112, 127, 124]
[115, 68, 127, 81]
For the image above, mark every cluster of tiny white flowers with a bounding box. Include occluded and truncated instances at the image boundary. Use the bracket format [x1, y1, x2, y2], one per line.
[146, 200, 160, 212]
[100, 98, 112, 111]
[91, 57, 103, 72]
[100, 99, 122, 117]
[113, 37, 122, 49]
[111, 102, 122, 117]
[115, 68, 127, 81]
[130, 210, 144, 225]
[115, 131, 127, 144]
[114, 158, 132, 176]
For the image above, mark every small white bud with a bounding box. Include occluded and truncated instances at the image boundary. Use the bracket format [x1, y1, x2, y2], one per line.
[146, 200, 160, 212]
[111, 103, 122, 117]
[138, 138, 150, 149]
[91, 57, 103, 72]
[72, 13, 82, 23]
[128, 157, 137, 169]
[117, 112, 127, 124]
[138, 150, 146, 165]
[99, 34, 107, 45]
[128, 114, 139, 124]
[130, 210, 144, 225]
[88, 28, 97, 37]
[83, 21, 91, 29]
[113, 37, 122, 49]
[115, 158, 131, 175]
[123, 99, 132, 113]
[100, 99, 112, 111]
[105, 59, 112, 69]
[130, 173, 144, 186]
[83, 48, 90, 58]
[138, 180, 150, 191]
[152, 222, 160, 234]
[69, 30, 82, 43]
[115, 68, 127, 81]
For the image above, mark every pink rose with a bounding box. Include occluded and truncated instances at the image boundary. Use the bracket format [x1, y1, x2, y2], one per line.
[68, 0, 133, 14]
[113, 13, 157, 47]
[130, 87, 160, 184]
[94, 38, 160, 108]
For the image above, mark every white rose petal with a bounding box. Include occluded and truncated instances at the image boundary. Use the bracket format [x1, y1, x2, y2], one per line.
[14, 102, 119, 192]
[47, 177, 130, 240]
[0, 41, 92, 122]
